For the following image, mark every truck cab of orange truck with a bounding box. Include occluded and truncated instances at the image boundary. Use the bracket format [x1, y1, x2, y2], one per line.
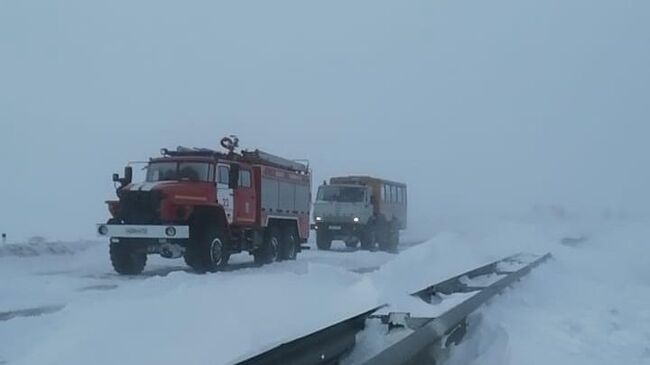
[97, 136, 311, 275]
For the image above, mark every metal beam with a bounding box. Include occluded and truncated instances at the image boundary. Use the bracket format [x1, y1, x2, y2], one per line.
[411, 253, 525, 300]
[231, 253, 551, 365]
[231, 306, 384, 365]
[361, 253, 552, 365]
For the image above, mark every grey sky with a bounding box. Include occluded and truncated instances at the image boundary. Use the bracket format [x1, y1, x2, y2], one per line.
[1, 0, 649, 240]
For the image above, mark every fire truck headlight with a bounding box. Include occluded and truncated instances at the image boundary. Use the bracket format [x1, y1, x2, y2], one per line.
[315, 216, 322, 221]
[353, 217, 360, 223]
[165, 226, 177, 237]
[98, 225, 109, 236]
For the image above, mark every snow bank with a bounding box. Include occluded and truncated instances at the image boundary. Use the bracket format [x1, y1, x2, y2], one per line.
[6, 263, 380, 365]
[343, 211, 650, 365]
[442, 218, 650, 365]
[0, 237, 404, 365]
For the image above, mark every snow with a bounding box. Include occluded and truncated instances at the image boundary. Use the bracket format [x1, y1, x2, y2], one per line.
[6, 266, 376, 365]
[459, 273, 503, 288]
[1, 215, 649, 365]
[0, 238, 407, 365]
[342, 319, 414, 365]
[445, 219, 650, 365]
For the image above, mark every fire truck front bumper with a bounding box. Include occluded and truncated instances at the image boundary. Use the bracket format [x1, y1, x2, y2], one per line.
[96, 224, 190, 240]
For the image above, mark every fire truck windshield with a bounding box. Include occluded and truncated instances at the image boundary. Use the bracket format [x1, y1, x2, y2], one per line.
[146, 162, 211, 182]
[317, 186, 365, 203]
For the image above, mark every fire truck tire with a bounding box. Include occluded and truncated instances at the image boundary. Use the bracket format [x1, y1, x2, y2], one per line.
[110, 242, 147, 275]
[279, 226, 298, 261]
[185, 224, 229, 273]
[316, 231, 332, 250]
[254, 227, 280, 264]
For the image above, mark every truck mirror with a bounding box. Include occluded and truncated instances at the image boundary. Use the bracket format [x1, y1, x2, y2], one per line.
[114, 166, 133, 188]
[228, 163, 240, 189]
[124, 166, 133, 185]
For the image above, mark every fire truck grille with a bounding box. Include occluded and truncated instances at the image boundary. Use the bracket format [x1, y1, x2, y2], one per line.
[119, 190, 162, 224]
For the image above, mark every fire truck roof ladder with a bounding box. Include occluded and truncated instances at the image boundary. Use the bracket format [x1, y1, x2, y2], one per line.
[162, 146, 225, 158]
[241, 149, 309, 174]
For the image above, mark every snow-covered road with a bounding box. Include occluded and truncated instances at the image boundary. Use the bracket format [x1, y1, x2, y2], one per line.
[0, 238, 423, 316]
[0, 236, 425, 364]
[1, 215, 649, 365]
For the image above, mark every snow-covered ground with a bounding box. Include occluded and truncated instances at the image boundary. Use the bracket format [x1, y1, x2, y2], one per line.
[1, 214, 648, 365]
[0, 236, 417, 365]
[445, 218, 650, 365]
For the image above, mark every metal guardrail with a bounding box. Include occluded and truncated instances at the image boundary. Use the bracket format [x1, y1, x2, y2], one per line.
[411, 253, 536, 300]
[232, 253, 551, 365]
[232, 307, 384, 365]
[362, 253, 551, 365]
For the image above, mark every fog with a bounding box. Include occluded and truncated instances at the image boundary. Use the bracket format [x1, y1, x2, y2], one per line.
[1, 0, 649, 241]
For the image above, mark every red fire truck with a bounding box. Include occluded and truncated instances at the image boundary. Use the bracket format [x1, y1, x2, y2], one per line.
[97, 136, 311, 275]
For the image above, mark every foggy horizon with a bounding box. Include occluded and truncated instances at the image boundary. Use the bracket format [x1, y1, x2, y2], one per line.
[2, 0, 649, 241]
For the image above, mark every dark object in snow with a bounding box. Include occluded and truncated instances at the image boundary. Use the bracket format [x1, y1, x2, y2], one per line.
[1, 233, 5, 244]
[0, 304, 65, 322]
[561, 236, 589, 247]
[0, 240, 95, 258]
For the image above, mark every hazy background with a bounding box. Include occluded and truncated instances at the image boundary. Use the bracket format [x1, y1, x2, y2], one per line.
[1, 0, 649, 241]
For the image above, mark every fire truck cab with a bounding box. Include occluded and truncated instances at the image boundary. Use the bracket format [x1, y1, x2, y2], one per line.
[97, 137, 311, 275]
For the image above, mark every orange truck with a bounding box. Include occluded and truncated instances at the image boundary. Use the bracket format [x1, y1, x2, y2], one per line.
[312, 176, 407, 252]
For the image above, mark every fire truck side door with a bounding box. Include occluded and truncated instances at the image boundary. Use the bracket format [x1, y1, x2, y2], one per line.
[234, 167, 256, 223]
[216, 164, 234, 223]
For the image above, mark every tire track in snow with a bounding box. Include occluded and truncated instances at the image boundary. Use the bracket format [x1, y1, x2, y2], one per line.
[81, 239, 428, 284]
[0, 305, 65, 322]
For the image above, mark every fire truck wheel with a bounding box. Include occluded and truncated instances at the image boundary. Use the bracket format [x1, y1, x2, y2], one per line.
[316, 231, 332, 250]
[279, 226, 298, 261]
[110, 242, 147, 275]
[185, 225, 229, 273]
[255, 227, 280, 264]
